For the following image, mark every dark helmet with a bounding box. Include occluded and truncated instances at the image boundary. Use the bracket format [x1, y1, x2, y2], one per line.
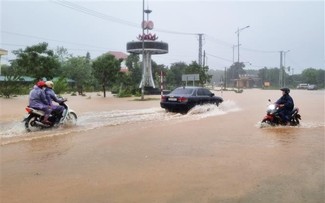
[280, 87, 290, 94]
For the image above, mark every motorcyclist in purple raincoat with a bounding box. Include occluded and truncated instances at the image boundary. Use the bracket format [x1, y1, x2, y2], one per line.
[44, 81, 65, 117]
[275, 87, 294, 125]
[28, 81, 52, 124]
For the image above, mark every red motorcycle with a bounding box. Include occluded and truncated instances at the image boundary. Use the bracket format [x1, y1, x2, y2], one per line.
[261, 100, 301, 126]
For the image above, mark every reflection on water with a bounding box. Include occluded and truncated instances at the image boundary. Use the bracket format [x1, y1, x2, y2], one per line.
[1, 100, 240, 145]
[27, 132, 74, 162]
[258, 121, 325, 146]
[263, 127, 299, 145]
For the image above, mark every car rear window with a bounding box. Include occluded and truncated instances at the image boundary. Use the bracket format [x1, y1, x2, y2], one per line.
[171, 88, 194, 95]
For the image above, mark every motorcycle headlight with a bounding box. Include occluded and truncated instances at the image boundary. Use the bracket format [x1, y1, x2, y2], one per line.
[266, 104, 276, 114]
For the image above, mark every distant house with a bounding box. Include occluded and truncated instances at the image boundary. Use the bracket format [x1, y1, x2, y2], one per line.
[234, 74, 261, 88]
[0, 48, 8, 75]
[107, 51, 128, 73]
[0, 75, 75, 88]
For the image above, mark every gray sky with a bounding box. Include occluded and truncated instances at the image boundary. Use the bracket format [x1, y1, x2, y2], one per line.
[1, 0, 324, 74]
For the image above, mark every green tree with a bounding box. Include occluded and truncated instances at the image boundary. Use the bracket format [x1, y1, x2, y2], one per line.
[186, 61, 211, 86]
[92, 53, 121, 97]
[258, 67, 280, 88]
[63, 56, 92, 95]
[300, 68, 325, 88]
[151, 61, 166, 89]
[301, 68, 318, 84]
[226, 62, 246, 84]
[55, 46, 72, 76]
[125, 53, 142, 93]
[0, 62, 24, 98]
[12, 42, 60, 81]
[316, 69, 325, 88]
[165, 62, 187, 89]
[52, 77, 68, 95]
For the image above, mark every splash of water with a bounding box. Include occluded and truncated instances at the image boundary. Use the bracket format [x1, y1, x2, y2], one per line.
[257, 121, 325, 129]
[1, 101, 241, 145]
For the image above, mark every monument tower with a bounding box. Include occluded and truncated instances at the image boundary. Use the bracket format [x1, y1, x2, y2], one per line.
[126, 8, 168, 90]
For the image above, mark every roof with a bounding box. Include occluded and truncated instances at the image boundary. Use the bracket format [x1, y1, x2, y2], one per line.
[0, 48, 8, 55]
[0, 75, 34, 82]
[107, 51, 128, 60]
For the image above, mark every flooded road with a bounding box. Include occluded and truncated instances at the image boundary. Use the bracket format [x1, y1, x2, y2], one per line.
[1, 100, 240, 145]
[1, 89, 324, 202]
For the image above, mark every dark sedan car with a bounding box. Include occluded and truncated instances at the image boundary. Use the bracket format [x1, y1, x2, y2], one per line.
[160, 86, 223, 113]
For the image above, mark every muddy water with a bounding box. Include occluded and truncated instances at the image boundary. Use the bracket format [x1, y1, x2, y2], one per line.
[0, 89, 324, 203]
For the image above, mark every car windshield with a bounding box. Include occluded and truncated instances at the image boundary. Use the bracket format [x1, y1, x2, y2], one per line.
[170, 88, 194, 95]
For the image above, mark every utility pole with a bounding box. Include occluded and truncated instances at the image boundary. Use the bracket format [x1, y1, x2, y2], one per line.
[198, 33, 204, 66]
[235, 26, 250, 63]
[279, 50, 290, 87]
[224, 67, 227, 90]
[279, 51, 283, 88]
[232, 45, 235, 63]
[283, 50, 290, 86]
[203, 50, 206, 66]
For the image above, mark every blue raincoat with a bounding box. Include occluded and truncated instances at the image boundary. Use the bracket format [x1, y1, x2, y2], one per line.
[28, 86, 51, 115]
[44, 87, 65, 113]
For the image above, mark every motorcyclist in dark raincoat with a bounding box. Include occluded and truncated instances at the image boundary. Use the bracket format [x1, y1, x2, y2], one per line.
[275, 87, 294, 125]
[28, 81, 52, 124]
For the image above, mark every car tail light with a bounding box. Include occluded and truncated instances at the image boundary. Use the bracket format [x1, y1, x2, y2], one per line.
[161, 95, 167, 102]
[178, 97, 188, 103]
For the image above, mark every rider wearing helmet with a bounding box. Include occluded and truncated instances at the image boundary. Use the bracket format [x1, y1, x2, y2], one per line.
[276, 87, 294, 125]
[44, 81, 66, 120]
[29, 80, 52, 124]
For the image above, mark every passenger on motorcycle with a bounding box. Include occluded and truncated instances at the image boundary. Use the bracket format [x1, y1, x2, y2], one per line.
[28, 81, 52, 124]
[275, 87, 294, 125]
[45, 81, 66, 119]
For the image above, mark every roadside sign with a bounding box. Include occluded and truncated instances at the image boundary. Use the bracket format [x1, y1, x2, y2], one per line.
[182, 74, 199, 81]
[182, 74, 200, 86]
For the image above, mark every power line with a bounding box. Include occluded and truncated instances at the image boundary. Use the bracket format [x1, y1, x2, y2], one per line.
[241, 47, 279, 54]
[52, 0, 139, 28]
[52, 0, 197, 36]
[205, 34, 233, 48]
[1, 30, 109, 50]
[3, 0, 288, 68]
[206, 53, 232, 63]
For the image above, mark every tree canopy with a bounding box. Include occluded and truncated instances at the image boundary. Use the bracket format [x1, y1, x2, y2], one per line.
[92, 53, 122, 97]
[1, 42, 323, 98]
[12, 42, 60, 81]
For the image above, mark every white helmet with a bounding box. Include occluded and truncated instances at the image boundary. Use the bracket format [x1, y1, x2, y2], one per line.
[45, 81, 54, 88]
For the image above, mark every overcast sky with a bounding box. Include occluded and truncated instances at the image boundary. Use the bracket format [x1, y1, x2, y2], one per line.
[1, 0, 324, 74]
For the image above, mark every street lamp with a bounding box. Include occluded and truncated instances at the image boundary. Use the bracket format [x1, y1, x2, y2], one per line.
[235, 25, 250, 63]
[283, 50, 290, 68]
[232, 44, 240, 63]
[141, 0, 145, 100]
[283, 50, 290, 86]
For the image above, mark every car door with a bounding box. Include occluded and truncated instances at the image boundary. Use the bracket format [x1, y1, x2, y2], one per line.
[197, 88, 209, 104]
[203, 88, 215, 103]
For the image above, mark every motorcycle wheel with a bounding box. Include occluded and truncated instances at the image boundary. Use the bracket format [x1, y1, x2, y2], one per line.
[25, 116, 42, 132]
[65, 112, 77, 125]
[261, 119, 273, 127]
[293, 116, 300, 125]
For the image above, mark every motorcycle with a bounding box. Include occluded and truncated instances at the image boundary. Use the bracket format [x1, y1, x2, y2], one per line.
[261, 99, 301, 127]
[23, 101, 77, 132]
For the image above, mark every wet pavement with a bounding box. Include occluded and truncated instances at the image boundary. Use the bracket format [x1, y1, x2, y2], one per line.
[1, 89, 324, 202]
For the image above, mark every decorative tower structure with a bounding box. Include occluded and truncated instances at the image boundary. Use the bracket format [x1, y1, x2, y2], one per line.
[126, 9, 168, 89]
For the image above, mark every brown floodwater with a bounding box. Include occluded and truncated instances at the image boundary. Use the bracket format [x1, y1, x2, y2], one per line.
[0, 89, 324, 202]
